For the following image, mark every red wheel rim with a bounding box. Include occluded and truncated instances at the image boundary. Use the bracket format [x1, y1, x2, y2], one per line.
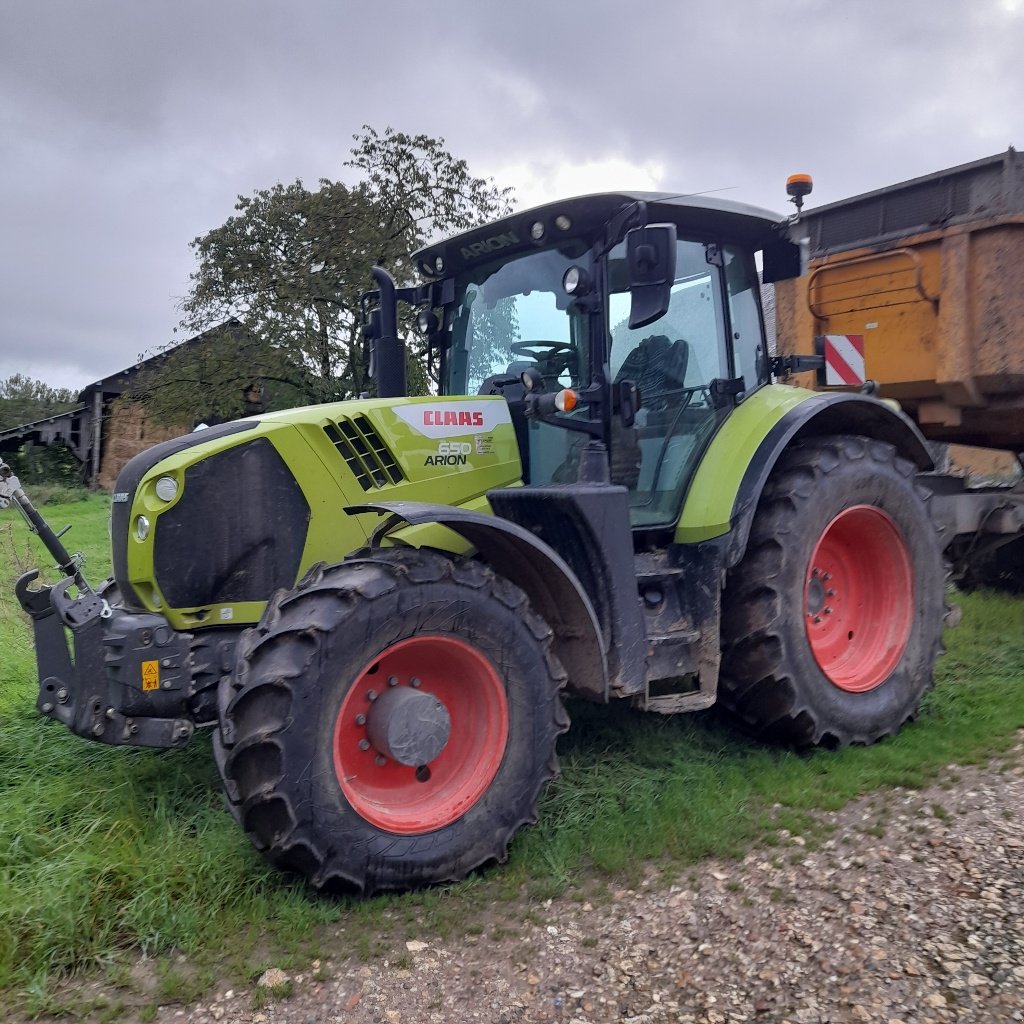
[333, 636, 509, 834]
[804, 505, 914, 693]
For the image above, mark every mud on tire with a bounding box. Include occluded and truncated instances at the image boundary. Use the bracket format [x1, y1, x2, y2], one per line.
[719, 435, 946, 748]
[213, 547, 568, 894]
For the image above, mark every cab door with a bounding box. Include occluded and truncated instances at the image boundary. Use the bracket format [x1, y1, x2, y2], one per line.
[607, 237, 732, 528]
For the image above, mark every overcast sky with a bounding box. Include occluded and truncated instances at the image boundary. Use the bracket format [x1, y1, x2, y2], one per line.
[2, 0, 1021, 393]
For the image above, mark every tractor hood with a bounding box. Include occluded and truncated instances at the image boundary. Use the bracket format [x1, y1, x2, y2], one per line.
[110, 396, 521, 630]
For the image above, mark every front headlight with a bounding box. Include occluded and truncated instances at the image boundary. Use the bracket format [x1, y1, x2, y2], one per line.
[154, 476, 179, 502]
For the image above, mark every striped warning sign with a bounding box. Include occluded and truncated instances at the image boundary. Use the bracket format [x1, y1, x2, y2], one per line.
[824, 334, 866, 385]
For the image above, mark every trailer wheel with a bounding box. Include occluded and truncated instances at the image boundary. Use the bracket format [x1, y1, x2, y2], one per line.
[719, 435, 945, 747]
[213, 547, 568, 894]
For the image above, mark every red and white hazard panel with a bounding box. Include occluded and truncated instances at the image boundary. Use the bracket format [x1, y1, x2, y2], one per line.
[823, 334, 866, 386]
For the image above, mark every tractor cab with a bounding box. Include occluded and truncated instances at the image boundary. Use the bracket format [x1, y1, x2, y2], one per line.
[370, 192, 802, 531]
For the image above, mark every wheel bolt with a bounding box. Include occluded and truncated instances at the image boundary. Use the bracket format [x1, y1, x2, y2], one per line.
[824, 607, 832, 615]
[366, 690, 378, 702]
[358, 738, 370, 751]
[375, 755, 387, 766]
[824, 573, 832, 581]
[387, 676, 399, 687]
[355, 714, 366, 726]
[813, 615, 822, 624]
[410, 677, 422, 689]
[826, 589, 836, 597]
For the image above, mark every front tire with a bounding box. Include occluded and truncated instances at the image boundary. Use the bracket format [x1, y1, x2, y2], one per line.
[719, 436, 945, 747]
[214, 548, 568, 894]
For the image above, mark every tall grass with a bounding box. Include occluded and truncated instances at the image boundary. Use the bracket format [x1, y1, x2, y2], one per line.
[1, 495, 1022, 1012]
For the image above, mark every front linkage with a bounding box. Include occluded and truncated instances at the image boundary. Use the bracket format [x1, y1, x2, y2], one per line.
[1, 459, 194, 749]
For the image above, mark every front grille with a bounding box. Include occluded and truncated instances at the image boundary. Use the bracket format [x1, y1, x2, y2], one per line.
[154, 438, 310, 607]
[324, 416, 404, 490]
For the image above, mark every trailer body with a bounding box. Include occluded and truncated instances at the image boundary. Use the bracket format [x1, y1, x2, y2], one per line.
[775, 148, 1024, 451]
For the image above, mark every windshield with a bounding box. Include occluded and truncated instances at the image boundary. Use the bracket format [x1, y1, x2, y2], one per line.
[446, 244, 592, 396]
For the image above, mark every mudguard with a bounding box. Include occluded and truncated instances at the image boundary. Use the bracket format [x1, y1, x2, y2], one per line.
[677, 386, 934, 567]
[347, 500, 609, 701]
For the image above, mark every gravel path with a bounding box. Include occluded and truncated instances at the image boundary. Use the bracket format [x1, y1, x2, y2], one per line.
[69, 738, 1024, 1024]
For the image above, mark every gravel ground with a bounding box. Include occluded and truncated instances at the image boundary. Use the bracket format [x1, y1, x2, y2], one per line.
[48, 737, 1024, 1024]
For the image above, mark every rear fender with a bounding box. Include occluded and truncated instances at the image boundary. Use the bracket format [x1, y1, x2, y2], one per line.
[347, 501, 608, 701]
[677, 386, 933, 567]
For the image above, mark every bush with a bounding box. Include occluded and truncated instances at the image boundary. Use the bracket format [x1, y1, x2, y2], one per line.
[11, 442, 84, 486]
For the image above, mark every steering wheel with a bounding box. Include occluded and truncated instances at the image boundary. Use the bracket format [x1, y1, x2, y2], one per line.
[510, 340, 574, 361]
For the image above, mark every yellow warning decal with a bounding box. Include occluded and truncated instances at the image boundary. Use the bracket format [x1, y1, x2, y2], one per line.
[141, 660, 160, 692]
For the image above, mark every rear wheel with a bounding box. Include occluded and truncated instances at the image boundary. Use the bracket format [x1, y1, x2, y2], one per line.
[214, 547, 567, 893]
[719, 435, 945, 747]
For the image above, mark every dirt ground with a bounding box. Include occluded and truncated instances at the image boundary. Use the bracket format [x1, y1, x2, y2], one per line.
[26, 736, 1024, 1024]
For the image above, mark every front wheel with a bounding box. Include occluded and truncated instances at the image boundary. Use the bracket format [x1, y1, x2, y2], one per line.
[214, 548, 568, 894]
[719, 435, 946, 747]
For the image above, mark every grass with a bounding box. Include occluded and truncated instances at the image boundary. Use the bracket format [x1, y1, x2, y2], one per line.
[1, 494, 1023, 1016]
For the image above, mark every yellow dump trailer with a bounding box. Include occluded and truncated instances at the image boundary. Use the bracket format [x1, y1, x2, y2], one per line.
[775, 148, 1024, 452]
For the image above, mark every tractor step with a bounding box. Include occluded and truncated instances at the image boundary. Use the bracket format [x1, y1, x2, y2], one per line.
[643, 690, 717, 714]
[633, 630, 718, 714]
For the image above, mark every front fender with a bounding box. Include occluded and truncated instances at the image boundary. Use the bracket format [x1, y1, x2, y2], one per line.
[347, 501, 608, 701]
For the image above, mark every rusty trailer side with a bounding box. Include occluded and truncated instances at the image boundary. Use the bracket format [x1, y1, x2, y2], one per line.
[775, 148, 1024, 451]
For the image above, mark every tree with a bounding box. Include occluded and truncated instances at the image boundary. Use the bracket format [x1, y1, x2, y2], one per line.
[160, 126, 512, 421]
[0, 374, 78, 431]
[124, 321, 304, 428]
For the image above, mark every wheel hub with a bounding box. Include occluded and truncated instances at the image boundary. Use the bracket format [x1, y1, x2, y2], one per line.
[333, 635, 510, 834]
[804, 505, 914, 693]
[365, 684, 451, 766]
[805, 572, 828, 617]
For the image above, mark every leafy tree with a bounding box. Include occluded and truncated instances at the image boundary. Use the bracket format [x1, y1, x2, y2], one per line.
[155, 126, 512, 423]
[0, 374, 78, 431]
[124, 321, 304, 428]
[14, 440, 82, 485]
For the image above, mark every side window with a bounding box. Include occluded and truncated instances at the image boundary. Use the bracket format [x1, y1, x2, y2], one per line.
[724, 246, 765, 393]
[609, 239, 727, 395]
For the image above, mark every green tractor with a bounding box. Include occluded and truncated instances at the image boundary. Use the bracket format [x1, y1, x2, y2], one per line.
[2, 190, 946, 893]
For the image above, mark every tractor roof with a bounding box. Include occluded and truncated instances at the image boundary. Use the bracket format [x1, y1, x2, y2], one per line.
[414, 192, 788, 280]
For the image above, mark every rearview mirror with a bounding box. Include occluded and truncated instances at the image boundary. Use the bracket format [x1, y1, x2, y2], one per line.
[626, 224, 677, 329]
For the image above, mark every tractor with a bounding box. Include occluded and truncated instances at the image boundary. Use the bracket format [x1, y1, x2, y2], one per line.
[2, 187, 946, 893]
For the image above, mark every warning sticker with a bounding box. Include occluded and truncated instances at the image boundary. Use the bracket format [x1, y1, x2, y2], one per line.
[141, 660, 160, 692]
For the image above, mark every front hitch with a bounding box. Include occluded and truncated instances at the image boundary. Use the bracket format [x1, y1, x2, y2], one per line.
[5, 461, 196, 748]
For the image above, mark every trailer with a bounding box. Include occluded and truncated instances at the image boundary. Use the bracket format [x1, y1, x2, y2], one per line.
[774, 148, 1024, 587]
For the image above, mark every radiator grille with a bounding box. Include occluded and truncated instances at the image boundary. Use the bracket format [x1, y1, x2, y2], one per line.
[324, 416, 404, 490]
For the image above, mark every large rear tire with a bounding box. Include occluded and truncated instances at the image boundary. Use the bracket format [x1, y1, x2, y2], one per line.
[719, 436, 945, 747]
[213, 547, 568, 894]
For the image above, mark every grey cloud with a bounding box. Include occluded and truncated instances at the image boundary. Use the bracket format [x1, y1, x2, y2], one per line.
[1, 0, 1019, 389]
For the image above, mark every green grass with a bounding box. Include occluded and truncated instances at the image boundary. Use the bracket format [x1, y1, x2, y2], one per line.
[1, 495, 1023, 1016]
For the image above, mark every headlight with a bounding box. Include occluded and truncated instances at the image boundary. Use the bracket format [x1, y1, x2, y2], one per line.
[155, 476, 178, 502]
[562, 265, 593, 296]
[135, 515, 150, 541]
